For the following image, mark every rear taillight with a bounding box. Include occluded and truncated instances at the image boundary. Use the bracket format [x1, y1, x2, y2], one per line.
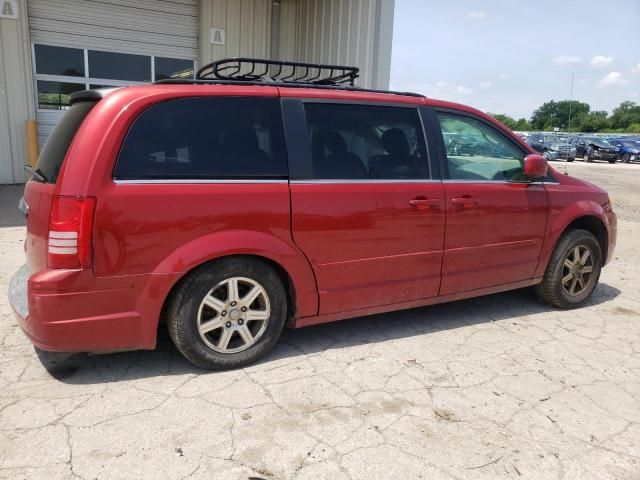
[48, 196, 96, 269]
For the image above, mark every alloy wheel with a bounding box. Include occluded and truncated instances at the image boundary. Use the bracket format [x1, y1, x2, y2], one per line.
[197, 277, 270, 353]
[561, 245, 594, 296]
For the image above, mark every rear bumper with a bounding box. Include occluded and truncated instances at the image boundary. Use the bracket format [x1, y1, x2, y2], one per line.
[8, 265, 178, 353]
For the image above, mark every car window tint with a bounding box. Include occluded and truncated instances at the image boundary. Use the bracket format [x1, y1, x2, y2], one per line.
[114, 97, 287, 180]
[303, 103, 429, 180]
[437, 112, 525, 181]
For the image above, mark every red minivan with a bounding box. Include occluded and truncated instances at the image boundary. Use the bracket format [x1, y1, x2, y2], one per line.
[9, 59, 617, 369]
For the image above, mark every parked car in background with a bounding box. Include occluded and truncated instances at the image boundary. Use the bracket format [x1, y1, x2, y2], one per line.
[611, 138, 640, 163]
[8, 58, 618, 370]
[582, 137, 619, 163]
[527, 133, 575, 161]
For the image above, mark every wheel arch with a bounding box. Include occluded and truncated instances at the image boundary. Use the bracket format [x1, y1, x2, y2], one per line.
[135, 230, 319, 348]
[535, 208, 609, 278]
[159, 254, 298, 326]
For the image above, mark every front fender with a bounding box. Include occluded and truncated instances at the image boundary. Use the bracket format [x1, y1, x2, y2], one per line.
[534, 200, 609, 278]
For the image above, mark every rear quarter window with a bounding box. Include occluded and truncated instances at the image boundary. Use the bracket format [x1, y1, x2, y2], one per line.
[113, 97, 287, 180]
[34, 100, 96, 183]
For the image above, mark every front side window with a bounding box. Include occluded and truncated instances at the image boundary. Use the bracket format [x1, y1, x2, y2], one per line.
[438, 112, 524, 181]
[303, 103, 429, 180]
[114, 97, 287, 180]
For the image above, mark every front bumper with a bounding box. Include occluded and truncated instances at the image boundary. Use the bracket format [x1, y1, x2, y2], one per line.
[591, 151, 618, 160]
[8, 265, 173, 353]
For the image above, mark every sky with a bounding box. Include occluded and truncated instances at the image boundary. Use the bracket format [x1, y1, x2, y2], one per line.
[390, 0, 640, 119]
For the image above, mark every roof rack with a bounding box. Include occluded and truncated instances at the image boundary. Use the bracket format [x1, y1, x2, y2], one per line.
[153, 57, 425, 98]
[195, 57, 359, 86]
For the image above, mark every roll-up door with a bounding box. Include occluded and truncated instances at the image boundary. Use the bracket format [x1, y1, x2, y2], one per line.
[28, 0, 198, 147]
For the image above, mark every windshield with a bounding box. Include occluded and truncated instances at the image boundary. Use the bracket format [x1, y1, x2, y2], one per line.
[588, 138, 611, 147]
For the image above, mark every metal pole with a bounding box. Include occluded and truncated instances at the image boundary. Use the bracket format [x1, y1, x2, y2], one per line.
[568, 71, 574, 133]
[270, 1, 281, 61]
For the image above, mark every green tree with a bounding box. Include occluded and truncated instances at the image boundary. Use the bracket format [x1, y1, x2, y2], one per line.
[580, 111, 611, 132]
[530, 100, 590, 131]
[514, 118, 532, 130]
[610, 101, 640, 130]
[489, 113, 517, 129]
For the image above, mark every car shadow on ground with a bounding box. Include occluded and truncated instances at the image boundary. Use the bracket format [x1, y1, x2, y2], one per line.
[41, 282, 622, 383]
[0, 185, 26, 228]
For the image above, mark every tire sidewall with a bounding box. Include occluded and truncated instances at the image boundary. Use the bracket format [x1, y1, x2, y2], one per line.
[550, 232, 602, 307]
[170, 259, 287, 369]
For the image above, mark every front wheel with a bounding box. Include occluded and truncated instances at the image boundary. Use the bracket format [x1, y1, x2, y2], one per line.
[622, 153, 631, 163]
[534, 229, 602, 308]
[167, 257, 287, 369]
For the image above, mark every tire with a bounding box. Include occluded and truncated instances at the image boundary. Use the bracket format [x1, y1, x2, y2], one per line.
[608, 159, 616, 164]
[167, 257, 287, 370]
[534, 229, 602, 309]
[585, 152, 592, 163]
[622, 154, 630, 163]
[567, 157, 574, 162]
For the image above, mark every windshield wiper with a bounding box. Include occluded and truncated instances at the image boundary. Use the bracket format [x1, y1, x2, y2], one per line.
[24, 165, 48, 183]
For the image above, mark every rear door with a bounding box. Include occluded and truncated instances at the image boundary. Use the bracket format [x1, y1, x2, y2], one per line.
[283, 98, 445, 315]
[431, 109, 548, 295]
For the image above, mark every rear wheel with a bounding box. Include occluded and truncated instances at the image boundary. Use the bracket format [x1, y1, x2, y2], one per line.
[167, 257, 287, 369]
[622, 153, 631, 163]
[534, 229, 602, 308]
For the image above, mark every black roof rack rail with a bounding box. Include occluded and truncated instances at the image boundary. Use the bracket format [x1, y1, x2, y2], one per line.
[153, 57, 425, 98]
[194, 57, 359, 86]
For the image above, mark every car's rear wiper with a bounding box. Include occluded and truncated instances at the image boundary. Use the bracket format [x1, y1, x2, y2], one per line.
[24, 165, 48, 183]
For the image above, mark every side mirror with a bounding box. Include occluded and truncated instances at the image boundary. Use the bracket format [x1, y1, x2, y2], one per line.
[523, 154, 548, 178]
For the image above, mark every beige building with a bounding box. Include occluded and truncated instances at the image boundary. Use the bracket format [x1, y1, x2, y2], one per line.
[0, 0, 395, 184]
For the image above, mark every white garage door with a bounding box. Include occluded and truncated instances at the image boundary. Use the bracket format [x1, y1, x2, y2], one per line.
[28, 0, 198, 147]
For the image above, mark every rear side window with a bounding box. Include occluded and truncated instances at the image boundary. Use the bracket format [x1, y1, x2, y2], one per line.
[303, 103, 429, 180]
[114, 97, 287, 180]
[34, 100, 96, 183]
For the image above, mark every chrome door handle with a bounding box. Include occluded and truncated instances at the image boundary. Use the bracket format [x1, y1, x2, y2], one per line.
[409, 198, 440, 210]
[451, 196, 478, 209]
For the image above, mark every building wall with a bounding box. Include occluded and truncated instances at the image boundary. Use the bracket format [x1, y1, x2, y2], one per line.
[289, 0, 394, 90]
[199, 0, 395, 89]
[0, 0, 34, 184]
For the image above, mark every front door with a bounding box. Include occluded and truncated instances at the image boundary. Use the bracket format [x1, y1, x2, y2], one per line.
[434, 110, 548, 295]
[284, 98, 445, 315]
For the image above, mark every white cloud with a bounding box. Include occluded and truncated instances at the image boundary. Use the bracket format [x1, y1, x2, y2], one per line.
[403, 80, 474, 102]
[479, 81, 492, 89]
[599, 72, 628, 87]
[631, 63, 640, 74]
[465, 10, 486, 20]
[590, 55, 613, 68]
[552, 55, 582, 65]
[499, 73, 509, 80]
